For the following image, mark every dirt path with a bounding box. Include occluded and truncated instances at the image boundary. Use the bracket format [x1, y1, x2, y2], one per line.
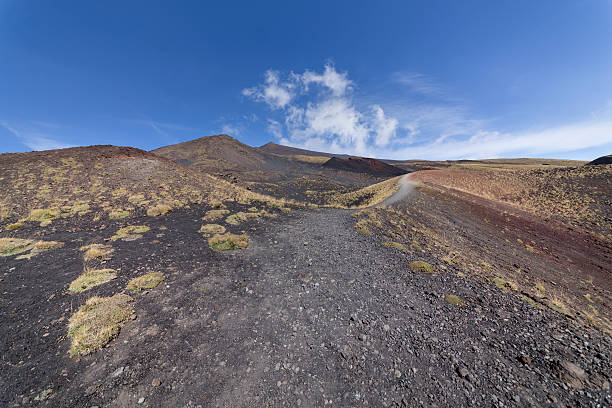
[379, 174, 416, 206]
[1, 203, 611, 407]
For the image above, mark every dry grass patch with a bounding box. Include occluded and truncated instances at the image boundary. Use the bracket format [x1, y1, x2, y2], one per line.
[226, 211, 261, 225]
[208, 233, 248, 251]
[67, 293, 133, 356]
[202, 209, 230, 221]
[0, 238, 34, 257]
[0, 238, 63, 259]
[126, 272, 164, 293]
[549, 297, 572, 316]
[80, 244, 114, 260]
[199, 224, 226, 235]
[382, 241, 407, 251]
[492, 275, 518, 292]
[409, 261, 436, 274]
[147, 203, 172, 216]
[69, 269, 117, 293]
[444, 294, 465, 306]
[111, 225, 150, 241]
[109, 209, 130, 220]
[28, 208, 61, 225]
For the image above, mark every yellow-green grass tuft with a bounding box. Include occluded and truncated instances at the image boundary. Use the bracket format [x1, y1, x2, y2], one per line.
[69, 269, 117, 293]
[111, 225, 150, 241]
[0, 238, 34, 257]
[67, 293, 133, 356]
[199, 224, 226, 235]
[492, 276, 518, 292]
[28, 208, 61, 225]
[6, 222, 22, 230]
[202, 209, 230, 221]
[549, 297, 571, 316]
[147, 203, 172, 216]
[80, 244, 114, 260]
[109, 209, 130, 220]
[226, 211, 261, 225]
[382, 241, 406, 251]
[0, 238, 63, 258]
[444, 294, 465, 306]
[208, 233, 248, 251]
[409, 261, 436, 274]
[126, 272, 164, 293]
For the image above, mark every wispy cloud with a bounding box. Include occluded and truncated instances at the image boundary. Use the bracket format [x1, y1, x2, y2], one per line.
[392, 72, 446, 98]
[243, 64, 398, 155]
[221, 124, 241, 136]
[0, 121, 74, 151]
[243, 64, 612, 160]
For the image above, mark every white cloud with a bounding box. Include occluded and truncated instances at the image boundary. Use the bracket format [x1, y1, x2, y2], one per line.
[371, 105, 398, 147]
[22, 136, 74, 151]
[242, 70, 294, 109]
[221, 124, 240, 136]
[0, 121, 74, 151]
[393, 72, 444, 97]
[267, 119, 283, 139]
[244, 65, 612, 160]
[301, 64, 352, 96]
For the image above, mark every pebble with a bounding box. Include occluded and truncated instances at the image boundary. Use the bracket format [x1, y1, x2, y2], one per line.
[151, 378, 161, 387]
[138, 397, 145, 404]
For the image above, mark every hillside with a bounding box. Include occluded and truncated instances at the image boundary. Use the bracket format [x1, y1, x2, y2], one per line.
[0, 145, 287, 228]
[152, 134, 304, 175]
[1, 141, 610, 407]
[322, 156, 407, 177]
[589, 155, 612, 165]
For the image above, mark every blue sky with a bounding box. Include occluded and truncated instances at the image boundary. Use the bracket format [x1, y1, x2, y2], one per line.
[1, 1, 612, 160]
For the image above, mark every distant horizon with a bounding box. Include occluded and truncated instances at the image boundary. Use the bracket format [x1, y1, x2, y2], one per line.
[0, 133, 604, 163]
[1, 1, 612, 160]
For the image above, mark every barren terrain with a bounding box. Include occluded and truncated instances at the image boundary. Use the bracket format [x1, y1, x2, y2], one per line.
[0, 137, 610, 407]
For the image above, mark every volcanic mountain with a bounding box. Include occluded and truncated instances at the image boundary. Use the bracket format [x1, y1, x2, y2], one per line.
[322, 156, 407, 177]
[588, 154, 612, 165]
[151, 134, 304, 175]
[0, 144, 270, 222]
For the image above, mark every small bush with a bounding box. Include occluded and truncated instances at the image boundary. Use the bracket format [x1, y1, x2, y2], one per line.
[444, 294, 465, 306]
[111, 225, 150, 241]
[409, 261, 435, 274]
[208, 233, 248, 251]
[0, 238, 33, 257]
[28, 208, 61, 222]
[226, 212, 259, 225]
[6, 222, 22, 230]
[199, 224, 226, 235]
[67, 293, 133, 356]
[69, 269, 117, 293]
[382, 242, 406, 251]
[109, 209, 130, 220]
[147, 203, 172, 216]
[126, 272, 164, 293]
[549, 297, 571, 316]
[80, 244, 114, 260]
[202, 209, 230, 221]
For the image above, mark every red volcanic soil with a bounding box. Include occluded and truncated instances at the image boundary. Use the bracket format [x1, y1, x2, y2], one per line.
[322, 156, 407, 177]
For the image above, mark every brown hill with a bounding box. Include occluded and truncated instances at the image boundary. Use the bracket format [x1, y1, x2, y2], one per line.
[152, 134, 304, 174]
[322, 156, 407, 177]
[258, 142, 343, 158]
[588, 155, 612, 165]
[0, 145, 282, 226]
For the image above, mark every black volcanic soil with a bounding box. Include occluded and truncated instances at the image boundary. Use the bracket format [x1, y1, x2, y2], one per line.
[588, 155, 612, 165]
[1, 197, 611, 407]
[322, 157, 407, 177]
